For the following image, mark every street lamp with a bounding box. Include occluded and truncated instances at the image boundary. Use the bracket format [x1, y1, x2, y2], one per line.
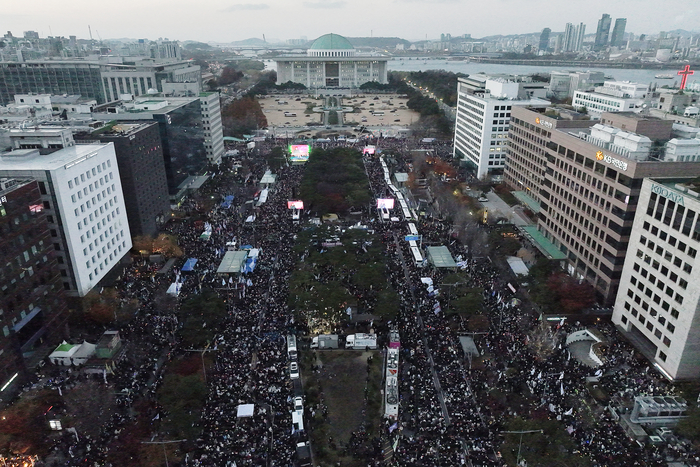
[502, 429, 543, 466]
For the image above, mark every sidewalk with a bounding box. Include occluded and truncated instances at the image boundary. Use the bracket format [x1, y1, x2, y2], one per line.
[480, 191, 532, 227]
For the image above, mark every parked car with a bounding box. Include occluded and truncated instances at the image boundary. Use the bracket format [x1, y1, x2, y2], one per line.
[289, 361, 300, 379]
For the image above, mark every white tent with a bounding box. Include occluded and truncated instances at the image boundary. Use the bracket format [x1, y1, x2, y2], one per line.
[166, 282, 181, 296]
[507, 256, 530, 276]
[49, 341, 96, 366]
[237, 403, 255, 418]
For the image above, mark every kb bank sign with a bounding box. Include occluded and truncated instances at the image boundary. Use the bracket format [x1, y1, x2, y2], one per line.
[596, 151, 628, 171]
[535, 117, 553, 129]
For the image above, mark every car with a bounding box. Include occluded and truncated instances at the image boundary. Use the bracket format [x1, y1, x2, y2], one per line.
[478, 196, 489, 202]
[294, 396, 304, 412]
[289, 361, 300, 379]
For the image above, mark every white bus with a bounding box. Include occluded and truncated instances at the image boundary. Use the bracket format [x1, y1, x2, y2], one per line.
[287, 335, 298, 361]
[410, 246, 423, 267]
[408, 223, 419, 236]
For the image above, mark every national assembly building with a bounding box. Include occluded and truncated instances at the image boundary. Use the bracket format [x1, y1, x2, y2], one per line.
[275, 33, 388, 89]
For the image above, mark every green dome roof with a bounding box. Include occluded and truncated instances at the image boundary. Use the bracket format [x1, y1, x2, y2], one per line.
[309, 34, 354, 50]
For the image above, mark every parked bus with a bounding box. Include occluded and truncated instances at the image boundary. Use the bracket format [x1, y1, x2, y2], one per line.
[410, 246, 423, 267]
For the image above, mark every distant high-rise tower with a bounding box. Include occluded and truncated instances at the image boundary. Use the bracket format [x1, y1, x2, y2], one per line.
[574, 22, 586, 51]
[539, 28, 551, 52]
[563, 23, 575, 52]
[562, 22, 585, 53]
[594, 13, 612, 50]
[610, 18, 627, 47]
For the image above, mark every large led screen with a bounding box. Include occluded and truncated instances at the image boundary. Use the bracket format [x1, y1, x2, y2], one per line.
[376, 198, 395, 209]
[287, 201, 304, 210]
[290, 144, 310, 162]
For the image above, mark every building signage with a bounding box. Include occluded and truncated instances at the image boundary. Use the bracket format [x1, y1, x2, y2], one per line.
[535, 117, 553, 129]
[596, 151, 628, 171]
[651, 184, 684, 206]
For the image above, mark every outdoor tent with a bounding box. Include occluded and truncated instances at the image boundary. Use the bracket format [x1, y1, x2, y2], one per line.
[221, 195, 235, 209]
[49, 341, 97, 366]
[166, 282, 182, 296]
[426, 246, 457, 268]
[237, 404, 255, 418]
[182, 258, 198, 272]
[260, 171, 277, 187]
[506, 256, 530, 276]
[217, 250, 249, 274]
[255, 189, 269, 207]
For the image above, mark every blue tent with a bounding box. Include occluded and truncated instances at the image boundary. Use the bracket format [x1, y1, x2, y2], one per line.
[221, 195, 235, 209]
[182, 258, 198, 272]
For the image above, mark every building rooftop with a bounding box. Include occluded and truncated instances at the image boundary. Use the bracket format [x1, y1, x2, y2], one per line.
[0, 144, 109, 171]
[309, 34, 354, 50]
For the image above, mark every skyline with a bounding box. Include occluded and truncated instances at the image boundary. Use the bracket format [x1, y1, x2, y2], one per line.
[3, 0, 699, 45]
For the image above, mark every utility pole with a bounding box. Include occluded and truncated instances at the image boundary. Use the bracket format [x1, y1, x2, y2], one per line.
[502, 430, 543, 466]
[186, 341, 217, 383]
[141, 439, 186, 467]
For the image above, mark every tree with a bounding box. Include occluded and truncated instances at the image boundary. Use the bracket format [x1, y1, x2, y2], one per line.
[132, 235, 154, 254]
[205, 78, 219, 91]
[81, 288, 119, 325]
[547, 273, 596, 313]
[152, 233, 183, 258]
[221, 96, 267, 137]
[267, 146, 286, 170]
[218, 66, 244, 86]
[178, 289, 226, 348]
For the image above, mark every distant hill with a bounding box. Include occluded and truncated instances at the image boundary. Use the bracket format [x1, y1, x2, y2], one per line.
[183, 41, 212, 50]
[230, 38, 268, 46]
[346, 37, 412, 49]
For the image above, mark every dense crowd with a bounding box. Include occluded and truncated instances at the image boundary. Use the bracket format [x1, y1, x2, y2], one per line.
[35, 133, 700, 466]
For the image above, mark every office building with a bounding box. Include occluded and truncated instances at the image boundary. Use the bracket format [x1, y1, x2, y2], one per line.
[91, 95, 221, 195]
[612, 177, 700, 380]
[199, 92, 225, 166]
[548, 71, 605, 101]
[554, 23, 586, 54]
[539, 28, 551, 52]
[503, 107, 699, 305]
[453, 77, 549, 179]
[75, 122, 170, 236]
[275, 33, 389, 88]
[0, 144, 132, 297]
[100, 59, 201, 102]
[0, 61, 105, 106]
[610, 18, 627, 48]
[572, 81, 649, 118]
[0, 179, 68, 399]
[0, 58, 201, 106]
[594, 14, 612, 51]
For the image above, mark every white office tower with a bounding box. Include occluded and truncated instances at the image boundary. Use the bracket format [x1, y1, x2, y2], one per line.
[453, 77, 549, 179]
[612, 178, 700, 380]
[0, 144, 132, 296]
[200, 92, 225, 164]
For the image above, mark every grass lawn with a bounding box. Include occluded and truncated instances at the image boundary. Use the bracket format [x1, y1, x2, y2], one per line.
[318, 350, 377, 443]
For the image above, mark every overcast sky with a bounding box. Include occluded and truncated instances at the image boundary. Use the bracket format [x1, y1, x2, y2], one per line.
[4, 0, 698, 44]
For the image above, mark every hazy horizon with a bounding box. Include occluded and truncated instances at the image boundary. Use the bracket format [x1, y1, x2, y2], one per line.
[4, 0, 698, 45]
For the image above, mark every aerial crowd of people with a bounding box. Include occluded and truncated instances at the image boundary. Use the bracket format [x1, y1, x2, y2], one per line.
[31, 134, 699, 466]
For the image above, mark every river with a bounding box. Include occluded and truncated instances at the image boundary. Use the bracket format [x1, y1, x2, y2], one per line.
[387, 58, 687, 87]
